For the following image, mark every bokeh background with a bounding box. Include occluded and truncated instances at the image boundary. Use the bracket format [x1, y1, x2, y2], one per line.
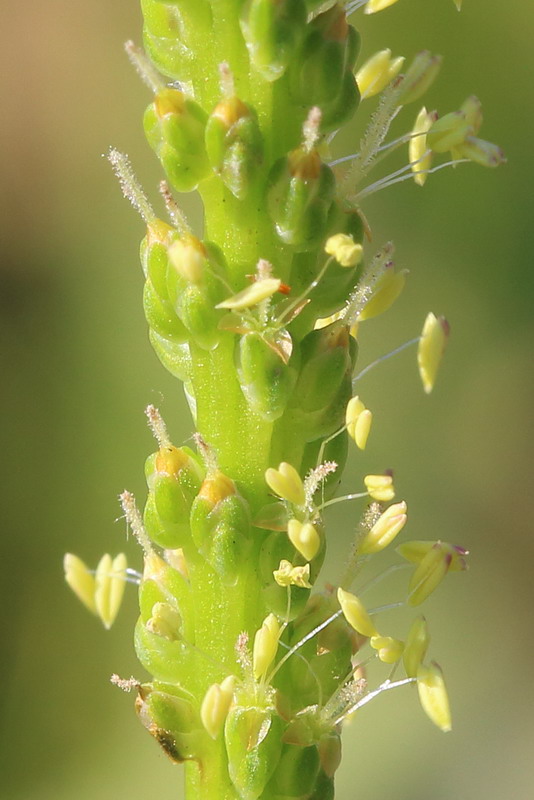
[1, 1, 533, 798]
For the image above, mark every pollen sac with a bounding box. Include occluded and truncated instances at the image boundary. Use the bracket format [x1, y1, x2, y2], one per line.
[267, 145, 336, 251]
[144, 88, 210, 193]
[200, 675, 236, 739]
[189, 472, 252, 584]
[239, 0, 307, 82]
[204, 96, 263, 199]
[166, 236, 228, 350]
[143, 445, 204, 549]
[225, 701, 284, 800]
[135, 682, 202, 763]
[288, 5, 360, 131]
[236, 330, 297, 421]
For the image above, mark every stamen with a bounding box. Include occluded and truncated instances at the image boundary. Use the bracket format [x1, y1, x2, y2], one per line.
[124, 40, 165, 94]
[119, 490, 152, 555]
[303, 106, 322, 152]
[357, 158, 469, 201]
[158, 181, 191, 234]
[107, 149, 155, 224]
[145, 404, 170, 448]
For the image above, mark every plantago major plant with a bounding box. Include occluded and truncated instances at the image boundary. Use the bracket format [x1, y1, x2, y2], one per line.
[65, 1, 504, 797]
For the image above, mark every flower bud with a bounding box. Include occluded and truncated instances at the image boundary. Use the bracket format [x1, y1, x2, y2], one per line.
[403, 616, 430, 678]
[135, 682, 202, 762]
[399, 51, 442, 105]
[359, 500, 407, 554]
[364, 474, 395, 502]
[356, 49, 404, 100]
[267, 145, 336, 251]
[318, 734, 342, 778]
[200, 675, 236, 739]
[370, 635, 404, 663]
[152, 445, 204, 525]
[337, 587, 378, 638]
[236, 331, 297, 421]
[417, 312, 449, 393]
[265, 462, 306, 507]
[270, 743, 321, 796]
[345, 396, 373, 450]
[324, 234, 363, 267]
[293, 322, 354, 416]
[417, 662, 452, 732]
[287, 519, 321, 561]
[239, 0, 307, 81]
[144, 88, 210, 192]
[205, 96, 263, 199]
[253, 613, 281, 680]
[225, 703, 284, 799]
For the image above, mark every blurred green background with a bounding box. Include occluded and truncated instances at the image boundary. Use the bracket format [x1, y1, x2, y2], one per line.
[1, 1, 532, 798]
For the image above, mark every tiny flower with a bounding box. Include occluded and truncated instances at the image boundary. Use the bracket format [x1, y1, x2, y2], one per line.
[346, 396, 373, 450]
[417, 662, 452, 732]
[200, 675, 236, 739]
[168, 235, 207, 284]
[216, 278, 282, 310]
[64, 554, 97, 615]
[357, 264, 408, 321]
[94, 553, 128, 630]
[359, 500, 407, 554]
[273, 559, 312, 589]
[265, 462, 306, 507]
[287, 519, 321, 561]
[417, 312, 449, 393]
[409, 107, 436, 187]
[399, 51, 443, 105]
[324, 234, 363, 268]
[355, 49, 405, 100]
[337, 587, 378, 638]
[403, 616, 430, 678]
[364, 474, 395, 502]
[370, 635, 404, 663]
[365, 0, 401, 14]
[253, 613, 281, 680]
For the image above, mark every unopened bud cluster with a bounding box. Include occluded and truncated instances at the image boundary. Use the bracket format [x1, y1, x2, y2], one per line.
[65, 2, 500, 798]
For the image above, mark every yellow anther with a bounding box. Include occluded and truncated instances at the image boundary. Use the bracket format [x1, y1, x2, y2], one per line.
[146, 602, 182, 641]
[216, 278, 281, 310]
[417, 312, 449, 394]
[455, 136, 506, 168]
[287, 519, 321, 562]
[427, 111, 472, 154]
[324, 234, 363, 268]
[453, 0, 462, 9]
[168, 235, 207, 284]
[94, 553, 128, 629]
[337, 587, 378, 638]
[346, 396, 373, 450]
[365, 0, 401, 14]
[273, 559, 312, 589]
[253, 613, 281, 680]
[460, 96, 483, 135]
[358, 265, 408, 321]
[400, 52, 443, 105]
[356, 49, 405, 100]
[364, 474, 395, 502]
[397, 540, 469, 572]
[407, 543, 453, 606]
[265, 462, 306, 507]
[200, 675, 236, 739]
[403, 616, 430, 678]
[417, 662, 452, 732]
[409, 107, 435, 187]
[64, 554, 97, 615]
[359, 500, 407, 554]
[370, 635, 404, 664]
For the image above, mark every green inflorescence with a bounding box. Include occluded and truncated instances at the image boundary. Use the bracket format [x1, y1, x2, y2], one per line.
[65, 1, 503, 798]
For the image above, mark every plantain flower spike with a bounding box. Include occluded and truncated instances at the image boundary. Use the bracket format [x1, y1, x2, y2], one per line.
[346, 396, 373, 450]
[253, 613, 281, 680]
[359, 500, 407, 554]
[364, 474, 395, 502]
[417, 312, 450, 393]
[287, 519, 321, 561]
[337, 587, 378, 638]
[324, 234, 363, 268]
[417, 662, 452, 732]
[355, 49, 405, 100]
[265, 462, 306, 507]
[200, 676, 236, 739]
